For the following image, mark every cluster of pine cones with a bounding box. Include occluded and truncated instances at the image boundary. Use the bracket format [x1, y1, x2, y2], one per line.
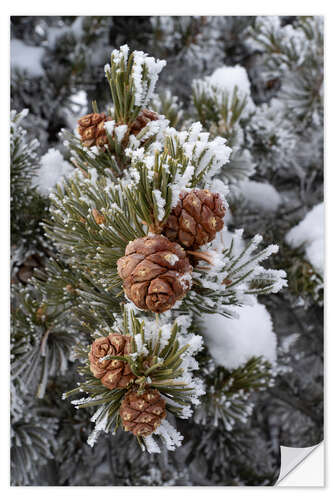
[78, 110, 226, 314]
[117, 189, 226, 313]
[88, 188, 226, 437]
[78, 109, 159, 149]
[79, 110, 227, 438]
[89, 333, 166, 438]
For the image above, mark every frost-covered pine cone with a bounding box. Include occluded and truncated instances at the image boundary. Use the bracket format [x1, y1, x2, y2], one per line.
[130, 108, 158, 136]
[78, 112, 111, 148]
[119, 388, 166, 437]
[88, 334, 135, 390]
[163, 189, 226, 249]
[117, 235, 192, 313]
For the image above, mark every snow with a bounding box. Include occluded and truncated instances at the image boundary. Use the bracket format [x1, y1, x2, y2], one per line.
[174, 314, 192, 333]
[208, 178, 229, 204]
[152, 189, 166, 221]
[11, 39, 44, 77]
[47, 17, 84, 49]
[247, 16, 318, 72]
[71, 17, 85, 38]
[64, 90, 88, 130]
[132, 53, 145, 106]
[143, 435, 161, 454]
[130, 49, 166, 107]
[138, 117, 169, 142]
[151, 90, 183, 123]
[285, 202, 324, 275]
[222, 228, 245, 255]
[71, 90, 87, 111]
[179, 406, 193, 419]
[104, 120, 115, 135]
[115, 124, 128, 143]
[143, 420, 186, 453]
[170, 165, 195, 208]
[153, 419, 183, 452]
[246, 99, 297, 173]
[209, 65, 252, 98]
[178, 272, 193, 290]
[193, 64, 255, 118]
[32, 148, 73, 196]
[111, 44, 130, 66]
[202, 299, 277, 370]
[169, 123, 232, 183]
[238, 179, 282, 212]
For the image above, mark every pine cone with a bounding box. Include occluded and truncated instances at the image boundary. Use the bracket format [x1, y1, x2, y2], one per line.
[163, 189, 226, 250]
[117, 235, 192, 313]
[78, 113, 111, 148]
[89, 334, 135, 390]
[130, 109, 158, 136]
[13, 254, 43, 285]
[120, 388, 166, 436]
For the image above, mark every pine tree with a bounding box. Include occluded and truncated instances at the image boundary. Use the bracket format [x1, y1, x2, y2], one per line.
[10, 16, 323, 486]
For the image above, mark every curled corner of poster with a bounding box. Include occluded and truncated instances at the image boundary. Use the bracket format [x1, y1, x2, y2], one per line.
[277, 442, 324, 487]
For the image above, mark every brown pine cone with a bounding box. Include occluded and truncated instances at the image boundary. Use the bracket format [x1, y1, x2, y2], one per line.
[88, 334, 135, 390]
[117, 235, 192, 313]
[78, 113, 111, 148]
[163, 189, 226, 250]
[130, 109, 158, 136]
[13, 254, 43, 285]
[120, 388, 166, 437]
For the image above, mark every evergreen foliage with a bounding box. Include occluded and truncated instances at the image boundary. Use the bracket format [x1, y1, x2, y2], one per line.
[10, 16, 323, 486]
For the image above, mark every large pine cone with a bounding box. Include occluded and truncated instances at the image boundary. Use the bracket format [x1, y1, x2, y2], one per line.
[89, 334, 135, 390]
[78, 113, 111, 148]
[130, 109, 158, 136]
[163, 189, 226, 250]
[120, 388, 166, 436]
[117, 235, 192, 313]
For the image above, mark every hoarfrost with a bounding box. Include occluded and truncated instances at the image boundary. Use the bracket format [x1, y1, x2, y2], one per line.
[152, 189, 166, 221]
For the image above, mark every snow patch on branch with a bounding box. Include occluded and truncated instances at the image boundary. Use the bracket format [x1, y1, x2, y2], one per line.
[202, 299, 277, 370]
[238, 179, 282, 212]
[286, 202, 324, 275]
[32, 148, 73, 196]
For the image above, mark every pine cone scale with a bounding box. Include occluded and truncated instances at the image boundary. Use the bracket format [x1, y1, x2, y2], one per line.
[180, 210, 197, 235]
[148, 276, 173, 294]
[129, 260, 165, 282]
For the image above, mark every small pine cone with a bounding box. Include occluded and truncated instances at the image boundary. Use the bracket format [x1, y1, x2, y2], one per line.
[78, 113, 111, 148]
[130, 109, 158, 136]
[88, 334, 135, 390]
[163, 189, 226, 250]
[15, 254, 43, 285]
[92, 208, 105, 225]
[117, 235, 192, 313]
[120, 388, 166, 437]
